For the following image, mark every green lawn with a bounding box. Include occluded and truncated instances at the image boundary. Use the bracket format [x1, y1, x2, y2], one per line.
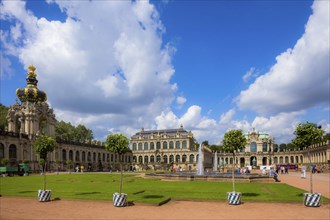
[1, 173, 328, 205]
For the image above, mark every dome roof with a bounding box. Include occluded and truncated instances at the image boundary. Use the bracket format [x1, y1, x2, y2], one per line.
[16, 65, 47, 103]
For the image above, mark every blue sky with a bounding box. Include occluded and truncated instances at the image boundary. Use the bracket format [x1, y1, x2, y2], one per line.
[1, 0, 329, 144]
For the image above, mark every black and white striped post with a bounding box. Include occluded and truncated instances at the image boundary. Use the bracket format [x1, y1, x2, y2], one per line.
[38, 190, 52, 202]
[113, 193, 127, 207]
[227, 192, 241, 205]
[304, 193, 321, 207]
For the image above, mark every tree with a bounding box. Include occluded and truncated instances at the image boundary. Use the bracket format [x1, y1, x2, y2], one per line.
[291, 122, 324, 194]
[286, 143, 296, 151]
[323, 133, 330, 141]
[273, 144, 279, 152]
[55, 121, 93, 143]
[33, 135, 57, 191]
[104, 133, 130, 194]
[222, 129, 247, 192]
[0, 103, 9, 131]
[279, 143, 287, 152]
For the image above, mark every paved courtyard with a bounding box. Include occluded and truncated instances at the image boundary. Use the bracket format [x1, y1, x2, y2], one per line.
[1, 172, 329, 220]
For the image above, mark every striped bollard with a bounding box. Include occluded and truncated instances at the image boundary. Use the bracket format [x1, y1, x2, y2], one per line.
[304, 193, 321, 207]
[227, 192, 241, 205]
[38, 190, 52, 202]
[113, 193, 127, 207]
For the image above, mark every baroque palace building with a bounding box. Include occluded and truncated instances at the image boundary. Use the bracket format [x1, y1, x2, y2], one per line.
[130, 127, 213, 171]
[216, 128, 330, 170]
[0, 65, 132, 172]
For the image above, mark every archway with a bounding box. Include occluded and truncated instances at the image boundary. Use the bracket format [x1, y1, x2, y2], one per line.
[240, 158, 245, 167]
[250, 156, 257, 166]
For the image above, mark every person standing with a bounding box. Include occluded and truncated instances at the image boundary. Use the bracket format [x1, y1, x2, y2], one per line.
[301, 165, 306, 178]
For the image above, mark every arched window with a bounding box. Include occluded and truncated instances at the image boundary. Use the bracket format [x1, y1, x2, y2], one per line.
[9, 144, 17, 159]
[138, 156, 143, 163]
[144, 142, 148, 150]
[295, 156, 299, 163]
[111, 154, 113, 162]
[150, 142, 155, 150]
[107, 154, 110, 162]
[75, 151, 80, 161]
[98, 153, 101, 162]
[182, 141, 187, 149]
[182, 155, 187, 163]
[93, 152, 96, 162]
[163, 141, 168, 149]
[156, 155, 161, 163]
[285, 156, 289, 163]
[144, 155, 148, 163]
[163, 155, 168, 164]
[262, 142, 268, 152]
[138, 143, 142, 151]
[150, 155, 155, 163]
[69, 150, 73, 160]
[103, 153, 105, 162]
[189, 154, 194, 163]
[169, 141, 174, 149]
[274, 157, 278, 164]
[175, 141, 180, 149]
[156, 142, 161, 150]
[0, 143, 4, 158]
[87, 152, 91, 161]
[82, 151, 86, 161]
[250, 142, 257, 152]
[290, 156, 294, 163]
[132, 143, 137, 151]
[62, 149, 67, 161]
[279, 156, 283, 164]
[175, 155, 180, 163]
[169, 155, 174, 163]
[133, 156, 137, 163]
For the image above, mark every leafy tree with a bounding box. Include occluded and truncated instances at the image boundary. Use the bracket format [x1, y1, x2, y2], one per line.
[33, 135, 57, 190]
[286, 143, 296, 151]
[0, 158, 9, 166]
[202, 140, 209, 146]
[222, 129, 247, 192]
[291, 122, 324, 194]
[279, 143, 287, 152]
[208, 145, 222, 153]
[273, 144, 279, 152]
[323, 133, 330, 141]
[0, 103, 9, 131]
[66, 160, 72, 174]
[104, 133, 130, 194]
[55, 121, 93, 142]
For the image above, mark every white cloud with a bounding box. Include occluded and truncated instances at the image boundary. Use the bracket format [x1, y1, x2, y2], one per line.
[220, 108, 235, 124]
[237, 1, 330, 115]
[176, 96, 187, 107]
[1, 0, 176, 134]
[242, 67, 258, 83]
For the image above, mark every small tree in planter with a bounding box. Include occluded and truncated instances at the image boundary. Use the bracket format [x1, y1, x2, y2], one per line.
[292, 122, 324, 207]
[222, 129, 246, 205]
[0, 158, 9, 177]
[104, 133, 130, 207]
[66, 160, 72, 174]
[22, 159, 30, 176]
[33, 135, 57, 202]
[54, 160, 60, 175]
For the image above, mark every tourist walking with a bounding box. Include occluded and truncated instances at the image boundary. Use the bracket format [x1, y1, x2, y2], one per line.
[301, 165, 306, 178]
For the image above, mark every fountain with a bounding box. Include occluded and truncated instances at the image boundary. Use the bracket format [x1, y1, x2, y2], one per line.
[213, 151, 218, 172]
[145, 145, 271, 183]
[196, 144, 204, 175]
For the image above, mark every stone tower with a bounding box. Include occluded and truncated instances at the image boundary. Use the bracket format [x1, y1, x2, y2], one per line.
[6, 65, 56, 139]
